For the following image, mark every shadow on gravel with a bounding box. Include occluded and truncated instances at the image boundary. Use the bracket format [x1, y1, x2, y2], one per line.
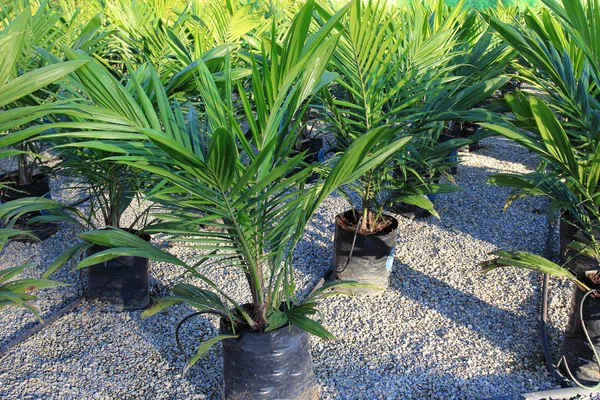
[0, 294, 83, 350]
[389, 261, 542, 356]
[126, 275, 224, 398]
[0, 266, 84, 349]
[414, 164, 548, 254]
[315, 363, 541, 399]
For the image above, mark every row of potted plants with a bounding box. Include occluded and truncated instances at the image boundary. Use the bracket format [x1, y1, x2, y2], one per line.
[1, 0, 583, 397]
[482, 0, 600, 388]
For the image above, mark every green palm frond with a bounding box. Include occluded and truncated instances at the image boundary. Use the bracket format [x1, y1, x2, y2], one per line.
[320, 0, 500, 231]
[482, 250, 585, 289]
[0, 262, 66, 321]
[482, 98, 600, 245]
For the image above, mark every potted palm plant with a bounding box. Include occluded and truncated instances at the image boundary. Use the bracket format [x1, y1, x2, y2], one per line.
[0, 0, 266, 311]
[0, 174, 157, 311]
[1, 143, 161, 311]
[0, 53, 164, 311]
[484, 0, 600, 263]
[320, 0, 507, 294]
[481, 0, 600, 386]
[10, 2, 408, 397]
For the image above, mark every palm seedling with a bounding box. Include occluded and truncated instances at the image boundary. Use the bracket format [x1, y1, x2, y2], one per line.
[0, 0, 270, 310]
[484, 0, 600, 251]
[0, 0, 108, 182]
[307, 0, 509, 294]
[180, 0, 267, 52]
[129, 0, 405, 338]
[0, 51, 174, 309]
[321, 0, 506, 233]
[480, 1, 600, 387]
[0, 0, 258, 242]
[387, 2, 512, 214]
[0, 5, 87, 189]
[100, 0, 174, 74]
[441, 4, 514, 145]
[0, 5, 91, 241]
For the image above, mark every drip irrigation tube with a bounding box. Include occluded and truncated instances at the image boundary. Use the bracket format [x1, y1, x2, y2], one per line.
[335, 215, 362, 275]
[539, 216, 569, 386]
[308, 214, 361, 297]
[174, 311, 227, 398]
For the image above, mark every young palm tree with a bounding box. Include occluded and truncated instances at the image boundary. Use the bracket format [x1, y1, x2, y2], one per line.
[482, 2, 600, 387]
[6, 1, 408, 372]
[484, 0, 600, 245]
[321, 0, 506, 233]
[0, 8, 86, 187]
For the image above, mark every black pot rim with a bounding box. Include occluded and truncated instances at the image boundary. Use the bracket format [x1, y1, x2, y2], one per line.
[95, 227, 151, 242]
[220, 320, 298, 338]
[87, 228, 151, 255]
[335, 210, 399, 236]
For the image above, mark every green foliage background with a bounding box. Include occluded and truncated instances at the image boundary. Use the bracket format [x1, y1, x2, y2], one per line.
[444, 0, 539, 9]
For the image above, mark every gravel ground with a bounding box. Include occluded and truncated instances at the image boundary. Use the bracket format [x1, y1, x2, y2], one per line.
[0, 136, 581, 399]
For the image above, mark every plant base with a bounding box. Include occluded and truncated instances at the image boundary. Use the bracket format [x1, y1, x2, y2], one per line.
[85, 231, 151, 311]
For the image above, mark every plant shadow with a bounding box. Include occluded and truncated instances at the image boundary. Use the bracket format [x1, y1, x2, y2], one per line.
[310, 257, 559, 399]
[389, 260, 545, 355]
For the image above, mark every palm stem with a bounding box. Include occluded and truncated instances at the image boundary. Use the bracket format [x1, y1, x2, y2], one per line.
[221, 186, 265, 328]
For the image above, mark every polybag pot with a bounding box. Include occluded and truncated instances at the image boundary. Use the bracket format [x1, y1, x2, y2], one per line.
[559, 212, 579, 261]
[560, 282, 600, 386]
[85, 231, 151, 311]
[333, 210, 398, 295]
[219, 320, 317, 400]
